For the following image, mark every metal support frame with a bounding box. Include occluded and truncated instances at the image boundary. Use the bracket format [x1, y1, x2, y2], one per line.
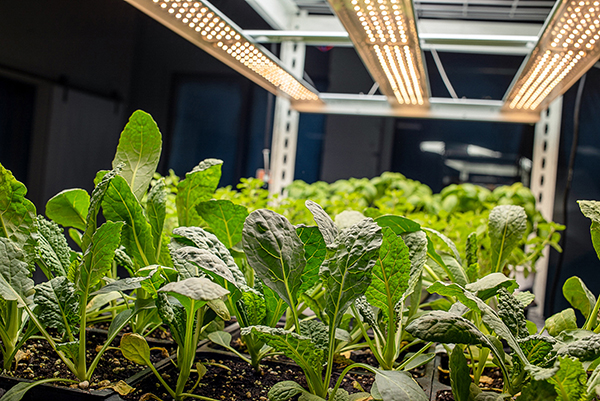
[528, 96, 563, 323]
[269, 41, 306, 196]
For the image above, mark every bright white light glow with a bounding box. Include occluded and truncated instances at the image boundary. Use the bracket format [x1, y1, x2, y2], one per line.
[506, 0, 600, 111]
[329, 0, 428, 106]
[134, 0, 319, 101]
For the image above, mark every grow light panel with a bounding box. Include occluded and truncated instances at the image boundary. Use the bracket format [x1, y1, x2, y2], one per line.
[504, 0, 600, 112]
[327, 0, 430, 107]
[123, 0, 320, 102]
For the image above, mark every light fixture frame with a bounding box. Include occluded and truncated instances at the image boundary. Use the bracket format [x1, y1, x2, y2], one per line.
[503, 0, 600, 112]
[327, 0, 431, 108]
[123, 0, 320, 103]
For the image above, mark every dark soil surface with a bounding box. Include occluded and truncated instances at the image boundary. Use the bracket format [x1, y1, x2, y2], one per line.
[2, 329, 176, 391]
[123, 352, 376, 401]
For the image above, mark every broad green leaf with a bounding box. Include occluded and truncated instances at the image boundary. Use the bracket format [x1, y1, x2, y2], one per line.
[75, 221, 124, 294]
[243, 209, 305, 308]
[525, 364, 559, 381]
[236, 287, 266, 326]
[112, 110, 162, 200]
[120, 333, 151, 365]
[81, 166, 121, 251]
[401, 353, 435, 371]
[0, 163, 36, 255]
[465, 273, 518, 301]
[518, 335, 556, 367]
[426, 238, 467, 287]
[208, 331, 233, 349]
[102, 175, 157, 268]
[207, 298, 230, 320]
[321, 218, 382, 327]
[176, 159, 222, 227]
[427, 282, 480, 312]
[365, 227, 410, 321]
[497, 288, 528, 339]
[578, 200, 600, 260]
[0, 378, 77, 401]
[296, 225, 326, 295]
[299, 319, 329, 352]
[450, 346, 471, 401]
[0, 238, 34, 307]
[34, 276, 78, 335]
[374, 215, 421, 235]
[92, 275, 151, 295]
[563, 276, 596, 320]
[35, 216, 71, 278]
[516, 291, 535, 308]
[147, 179, 166, 257]
[423, 227, 463, 265]
[587, 364, 600, 400]
[45, 188, 89, 231]
[402, 230, 428, 314]
[263, 284, 287, 327]
[268, 381, 309, 401]
[305, 200, 338, 245]
[171, 227, 245, 286]
[405, 310, 486, 345]
[488, 205, 527, 273]
[545, 308, 578, 337]
[374, 369, 428, 401]
[156, 293, 186, 346]
[550, 356, 587, 401]
[517, 380, 557, 400]
[242, 326, 324, 378]
[196, 200, 249, 249]
[159, 277, 229, 312]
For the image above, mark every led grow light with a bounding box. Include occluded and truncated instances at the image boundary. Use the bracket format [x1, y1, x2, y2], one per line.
[327, 0, 429, 107]
[123, 0, 320, 102]
[504, 0, 600, 111]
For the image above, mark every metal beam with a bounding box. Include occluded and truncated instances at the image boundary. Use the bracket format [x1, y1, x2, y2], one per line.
[293, 93, 541, 123]
[245, 0, 299, 30]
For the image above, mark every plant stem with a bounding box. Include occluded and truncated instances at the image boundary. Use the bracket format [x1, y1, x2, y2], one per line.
[396, 342, 432, 371]
[148, 360, 177, 399]
[175, 301, 199, 398]
[329, 362, 378, 400]
[585, 296, 600, 331]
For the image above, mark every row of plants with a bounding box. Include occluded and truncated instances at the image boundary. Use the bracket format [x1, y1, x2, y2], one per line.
[0, 109, 589, 401]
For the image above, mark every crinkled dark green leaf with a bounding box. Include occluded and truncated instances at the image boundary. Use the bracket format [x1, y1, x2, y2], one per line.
[92, 276, 150, 295]
[519, 335, 556, 367]
[147, 179, 166, 258]
[34, 276, 78, 335]
[525, 364, 559, 381]
[159, 277, 229, 311]
[549, 356, 587, 401]
[563, 276, 596, 320]
[171, 227, 245, 286]
[515, 291, 535, 308]
[305, 200, 338, 246]
[176, 159, 222, 227]
[45, 188, 89, 231]
[236, 287, 266, 326]
[102, 174, 156, 268]
[112, 110, 162, 201]
[465, 273, 518, 301]
[75, 221, 123, 294]
[374, 369, 428, 401]
[243, 209, 305, 308]
[488, 205, 527, 273]
[0, 238, 34, 307]
[374, 215, 421, 235]
[0, 163, 36, 257]
[321, 218, 382, 327]
[171, 246, 236, 287]
[545, 308, 578, 337]
[558, 333, 600, 361]
[296, 225, 326, 295]
[35, 215, 71, 278]
[81, 166, 121, 252]
[242, 326, 324, 377]
[465, 232, 479, 283]
[355, 295, 377, 328]
[405, 310, 486, 345]
[497, 288, 528, 339]
[365, 227, 410, 321]
[196, 199, 249, 249]
[299, 319, 329, 353]
[450, 345, 471, 401]
[156, 293, 185, 346]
